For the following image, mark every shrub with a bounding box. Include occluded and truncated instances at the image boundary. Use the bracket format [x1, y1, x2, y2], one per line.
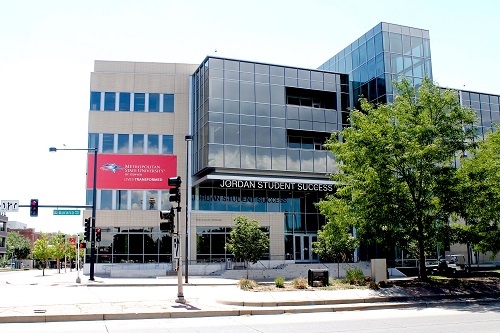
[274, 276, 285, 288]
[239, 278, 258, 290]
[345, 267, 365, 284]
[292, 277, 308, 289]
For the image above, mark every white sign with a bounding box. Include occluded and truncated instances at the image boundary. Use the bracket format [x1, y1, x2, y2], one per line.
[173, 236, 180, 259]
[1, 200, 19, 212]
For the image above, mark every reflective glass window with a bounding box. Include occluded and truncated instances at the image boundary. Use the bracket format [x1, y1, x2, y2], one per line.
[224, 60, 239, 71]
[147, 134, 159, 154]
[240, 146, 256, 169]
[256, 147, 271, 169]
[117, 134, 129, 153]
[224, 80, 239, 100]
[411, 36, 423, 57]
[88, 133, 98, 150]
[374, 32, 383, 55]
[224, 145, 240, 168]
[389, 33, 402, 54]
[163, 94, 174, 112]
[287, 149, 300, 171]
[240, 82, 254, 102]
[133, 134, 144, 153]
[149, 93, 159, 112]
[162, 135, 173, 154]
[271, 128, 286, 148]
[102, 133, 114, 153]
[134, 93, 145, 111]
[301, 150, 314, 171]
[101, 190, 112, 210]
[209, 123, 224, 144]
[90, 92, 101, 110]
[119, 92, 130, 111]
[271, 148, 286, 169]
[131, 190, 143, 210]
[224, 124, 240, 144]
[116, 190, 128, 210]
[240, 125, 256, 146]
[255, 84, 270, 104]
[256, 126, 271, 147]
[104, 92, 116, 111]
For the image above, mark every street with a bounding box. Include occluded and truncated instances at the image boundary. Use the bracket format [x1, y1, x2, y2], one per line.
[1, 303, 500, 333]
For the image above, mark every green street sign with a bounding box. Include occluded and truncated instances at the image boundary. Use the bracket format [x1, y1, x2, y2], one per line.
[53, 210, 81, 216]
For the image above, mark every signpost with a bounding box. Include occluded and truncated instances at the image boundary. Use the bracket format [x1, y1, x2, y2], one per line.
[53, 210, 81, 215]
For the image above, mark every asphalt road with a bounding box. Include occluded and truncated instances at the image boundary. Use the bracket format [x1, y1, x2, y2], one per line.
[1, 303, 499, 333]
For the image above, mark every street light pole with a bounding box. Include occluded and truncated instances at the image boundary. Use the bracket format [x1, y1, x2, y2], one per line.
[184, 135, 193, 283]
[49, 146, 98, 281]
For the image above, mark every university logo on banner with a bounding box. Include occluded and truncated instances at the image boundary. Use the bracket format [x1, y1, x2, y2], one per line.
[87, 154, 177, 190]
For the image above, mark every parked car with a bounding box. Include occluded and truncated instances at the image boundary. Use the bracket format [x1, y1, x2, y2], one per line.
[427, 254, 467, 275]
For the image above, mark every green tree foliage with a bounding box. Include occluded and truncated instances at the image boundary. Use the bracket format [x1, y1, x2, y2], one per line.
[313, 200, 358, 278]
[32, 232, 53, 276]
[51, 232, 67, 273]
[225, 215, 270, 279]
[6, 231, 31, 261]
[454, 126, 500, 257]
[323, 77, 477, 279]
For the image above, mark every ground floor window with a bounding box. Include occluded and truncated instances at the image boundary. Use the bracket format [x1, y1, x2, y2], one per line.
[85, 227, 172, 263]
[195, 226, 270, 263]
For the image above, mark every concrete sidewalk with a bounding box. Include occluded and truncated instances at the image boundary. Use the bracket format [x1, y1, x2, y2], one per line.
[0, 269, 498, 323]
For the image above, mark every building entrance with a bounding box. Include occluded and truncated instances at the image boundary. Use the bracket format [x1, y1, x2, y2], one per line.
[294, 235, 318, 262]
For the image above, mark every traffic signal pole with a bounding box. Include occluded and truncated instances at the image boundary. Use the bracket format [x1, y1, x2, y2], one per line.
[168, 176, 185, 304]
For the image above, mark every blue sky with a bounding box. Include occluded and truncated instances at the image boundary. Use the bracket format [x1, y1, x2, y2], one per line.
[1, 0, 499, 234]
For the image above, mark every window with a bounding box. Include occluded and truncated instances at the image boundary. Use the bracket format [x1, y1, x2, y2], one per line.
[162, 135, 173, 154]
[134, 93, 145, 111]
[147, 134, 159, 154]
[90, 92, 101, 110]
[163, 94, 174, 112]
[117, 134, 129, 154]
[119, 93, 130, 111]
[104, 92, 116, 111]
[102, 133, 114, 153]
[149, 93, 159, 112]
[132, 134, 144, 153]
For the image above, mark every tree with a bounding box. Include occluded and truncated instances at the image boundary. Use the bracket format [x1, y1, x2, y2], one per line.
[6, 231, 31, 262]
[312, 201, 358, 277]
[32, 232, 53, 276]
[52, 232, 67, 273]
[323, 77, 477, 279]
[454, 126, 500, 257]
[225, 215, 270, 279]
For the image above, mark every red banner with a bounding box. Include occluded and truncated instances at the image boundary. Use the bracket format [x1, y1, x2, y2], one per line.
[87, 154, 177, 189]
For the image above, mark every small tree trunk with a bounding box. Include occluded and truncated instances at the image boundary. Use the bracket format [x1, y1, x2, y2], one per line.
[246, 260, 249, 279]
[417, 220, 428, 280]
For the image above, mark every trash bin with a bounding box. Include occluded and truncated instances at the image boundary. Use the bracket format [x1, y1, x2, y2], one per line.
[226, 258, 232, 270]
[308, 269, 329, 287]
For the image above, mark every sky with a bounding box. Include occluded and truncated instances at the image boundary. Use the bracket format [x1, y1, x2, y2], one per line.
[1, 0, 500, 234]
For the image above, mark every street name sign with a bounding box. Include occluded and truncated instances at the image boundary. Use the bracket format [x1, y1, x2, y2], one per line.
[53, 210, 81, 215]
[1, 200, 19, 212]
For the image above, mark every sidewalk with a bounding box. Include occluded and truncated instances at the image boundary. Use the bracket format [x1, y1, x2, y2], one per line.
[0, 269, 498, 323]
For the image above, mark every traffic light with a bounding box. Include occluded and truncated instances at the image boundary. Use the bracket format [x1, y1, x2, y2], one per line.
[159, 208, 175, 232]
[96, 228, 101, 242]
[84, 218, 91, 241]
[79, 242, 87, 248]
[30, 199, 38, 217]
[168, 176, 182, 203]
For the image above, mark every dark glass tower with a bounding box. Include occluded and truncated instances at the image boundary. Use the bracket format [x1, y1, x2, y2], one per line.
[319, 22, 433, 110]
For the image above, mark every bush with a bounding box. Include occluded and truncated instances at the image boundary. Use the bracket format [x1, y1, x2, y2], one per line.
[238, 278, 258, 290]
[345, 267, 364, 284]
[292, 277, 308, 289]
[274, 276, 285, 288]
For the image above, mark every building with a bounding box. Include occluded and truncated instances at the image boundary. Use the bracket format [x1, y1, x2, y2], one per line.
[85, 22, 499, 274]
[0, 213, 7, 261]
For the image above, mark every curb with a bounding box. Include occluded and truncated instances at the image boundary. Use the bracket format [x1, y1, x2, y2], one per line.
[0, 295, 498, 324]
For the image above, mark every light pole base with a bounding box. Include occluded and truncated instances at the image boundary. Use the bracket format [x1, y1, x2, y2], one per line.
[76, 277, 81, 284]
[175, 296, 186, 304]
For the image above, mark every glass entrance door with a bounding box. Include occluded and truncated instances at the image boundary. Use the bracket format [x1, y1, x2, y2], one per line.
[294, 235, 318, 262]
